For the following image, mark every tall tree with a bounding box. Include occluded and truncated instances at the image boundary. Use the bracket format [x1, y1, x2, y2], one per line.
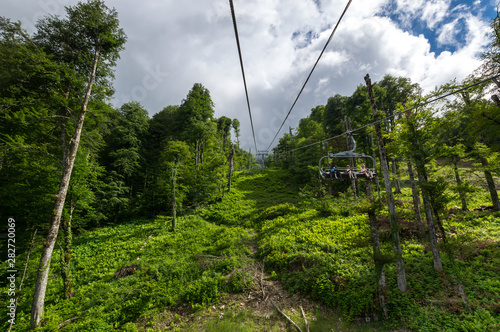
[101, 101, 149, 200]
[402, 108, 443, 270]
[217, 116, 233, 152]
[435, 110, 470, 211]
[378, 76, 421, 194]
[365, 74, 407, 292]
[177, 83, 215, 170]
[323, 94, 348, 137]
[232, 118, 241, 148]
[297, 106, 325, 141]
[29, 1, 126, 328]
[160, 140, 191, 231]
[0, 18, 63, 230]
[445, 78, 500, 210]
[59, 150, 103, 299]
[141, 105, 179, 214]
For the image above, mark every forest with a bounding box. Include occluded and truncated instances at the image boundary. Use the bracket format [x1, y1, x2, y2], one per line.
[0, 0, 499, 331]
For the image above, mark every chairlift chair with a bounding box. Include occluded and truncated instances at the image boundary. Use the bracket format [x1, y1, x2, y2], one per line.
[319, 133, 377, 180]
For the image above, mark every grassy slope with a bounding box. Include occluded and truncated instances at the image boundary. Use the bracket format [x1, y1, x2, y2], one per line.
[1, 168, 499, 331]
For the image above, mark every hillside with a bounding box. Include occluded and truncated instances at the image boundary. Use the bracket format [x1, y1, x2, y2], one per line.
[2, 169, 499, 331]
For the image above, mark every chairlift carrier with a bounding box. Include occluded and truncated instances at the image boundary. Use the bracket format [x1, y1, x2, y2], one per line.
[319, 132, 376, 179]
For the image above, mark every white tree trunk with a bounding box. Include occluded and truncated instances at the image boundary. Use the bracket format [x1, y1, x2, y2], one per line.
[407, 161, 425, 239]
[30, 48, 99, 330]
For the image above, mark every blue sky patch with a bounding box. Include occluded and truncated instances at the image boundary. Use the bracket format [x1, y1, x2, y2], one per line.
[292, 29, 320, 49]
[380, 0, 497, 54]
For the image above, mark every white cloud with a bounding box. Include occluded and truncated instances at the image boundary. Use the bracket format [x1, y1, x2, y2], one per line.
[437, 19, 459, 47]
[393, 0, 451, 30]
[1, 0, 496, 150]
[421, 0, 451, 29]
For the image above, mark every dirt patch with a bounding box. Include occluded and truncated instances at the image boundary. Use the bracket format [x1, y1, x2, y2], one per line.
[377, 215, 425, 240]
[146, 257, 324, 331]
[435, 158, 476, 168]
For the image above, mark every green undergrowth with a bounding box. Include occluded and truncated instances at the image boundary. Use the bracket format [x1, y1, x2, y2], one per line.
[200, 169, 299, 228]
[2, 168, 499, 331]
[1, 215, 255, 331]
[251, 173, 500, 330]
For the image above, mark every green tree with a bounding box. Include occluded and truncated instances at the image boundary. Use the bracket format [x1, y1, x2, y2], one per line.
[444, 78, 500, 210]
[59, 150, 103, 300]
[0, 18, 63, 230]
[140, 105, 179, 215]
[399, 106, 444, 271]
[365, 74, 408, 292]
[378, 76, 422, 194]
[324, 94, 348, 137]
[232, 118, 241, 148]
[160, 140, 191, 231]
[296, 107, 324, 141]
[29, 1, 126, 328]
[177, 83, 215, 170]
[434, 110, 472, 211]
[378, 75, 421, 130]
[101, 101, 149, 203]
[217, 116, 233, 152]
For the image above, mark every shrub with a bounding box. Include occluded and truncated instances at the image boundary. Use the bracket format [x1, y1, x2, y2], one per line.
[182, 274, 225, 307]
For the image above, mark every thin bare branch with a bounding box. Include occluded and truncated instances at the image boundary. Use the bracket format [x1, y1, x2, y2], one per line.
[300, 306, 310, 332]
[271, 299, 303, 332]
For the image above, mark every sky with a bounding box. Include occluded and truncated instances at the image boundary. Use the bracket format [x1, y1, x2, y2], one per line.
[3, 0, 499, 151]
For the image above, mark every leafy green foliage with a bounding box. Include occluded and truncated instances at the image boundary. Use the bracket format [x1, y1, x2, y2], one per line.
[1, 169, 499, 330]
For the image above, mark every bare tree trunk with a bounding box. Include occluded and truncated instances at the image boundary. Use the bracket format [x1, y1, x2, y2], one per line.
[481, 157, 500, 210]
[392, 159, 402, 194]
[407, 161, 425, 239]
[325, 142, 332, 195]
[60, 198, 75, 300]
[370, 133, 381, 199]
[30, 48, 100, 330]
[200, 139, 205, 165]
[416, 163, 443, 270]
[431, 203, 471, 311]
[365, 74, 407, 292]
[364, 180, 389, 319]
[59, 113, 72, 299]
[171, 166, 177, 232]
[195, 140, 200, 171]
[344, 117, 357, 198]
[248, 148, 251, 170]
[452, 156, 468, 211]
[228, 144, 234, 193]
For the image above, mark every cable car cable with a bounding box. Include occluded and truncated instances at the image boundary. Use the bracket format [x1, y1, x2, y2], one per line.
[265, 0, 353, 151]
[229, 0, 258, 153]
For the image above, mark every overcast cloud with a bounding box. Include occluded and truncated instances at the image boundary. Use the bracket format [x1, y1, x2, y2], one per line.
[2, 0, 497, 151]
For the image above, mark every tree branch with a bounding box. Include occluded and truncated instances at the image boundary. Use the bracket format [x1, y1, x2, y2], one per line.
[300, 306, 310, 332]
[271, 299, 303, 332]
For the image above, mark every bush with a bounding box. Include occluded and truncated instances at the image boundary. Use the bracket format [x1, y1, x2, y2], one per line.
[182, 274, 225, 306]
[226, 269, 253, 293]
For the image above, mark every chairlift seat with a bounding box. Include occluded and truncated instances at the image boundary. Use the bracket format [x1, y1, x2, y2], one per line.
[319, 132, 377, 180]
